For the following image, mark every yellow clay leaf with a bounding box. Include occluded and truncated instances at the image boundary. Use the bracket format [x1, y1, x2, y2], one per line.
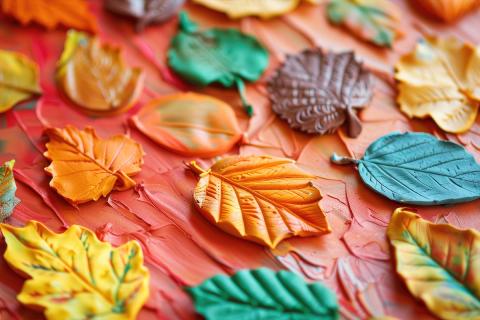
[192, 0, 301, 19]
[56, 30, 144, 115]
[0, 50, 41, 113]
[0, 221, 149, 320]
[395, 37, 480, 133]
[44, 125, 144, 204]
[189, 155, 330, 248]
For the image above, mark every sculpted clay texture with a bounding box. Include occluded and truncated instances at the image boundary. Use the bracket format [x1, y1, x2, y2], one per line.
[0, 1, 480, 320]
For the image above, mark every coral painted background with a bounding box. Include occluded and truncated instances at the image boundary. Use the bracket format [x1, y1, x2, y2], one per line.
[0, 1, 479, 319]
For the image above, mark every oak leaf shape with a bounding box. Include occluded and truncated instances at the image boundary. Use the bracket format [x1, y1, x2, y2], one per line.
[0, 50, 41, 113]
[192, 0, 300, 19]
[388, 208, 480, 320]
[267, 48, 373, 138]
[130, 92, 243, 157]
[56, 30, 144, 115]
[187, 268, 339, 320]
[189, 155, 330, 248]
[395, 37, 480, 133]
[44, 125, 144, 204]
[1, 0, 97, 32]
[327, 0, 403, 48]
[0, 160, 19, 221]
[0, 220, 150, 320]
[418, 0, 480, 22]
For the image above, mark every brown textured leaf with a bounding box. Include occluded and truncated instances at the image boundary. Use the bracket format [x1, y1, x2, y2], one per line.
[267, 48, 373, 138]
[44, 125, 144, 204]
[189, 155, 330, 248]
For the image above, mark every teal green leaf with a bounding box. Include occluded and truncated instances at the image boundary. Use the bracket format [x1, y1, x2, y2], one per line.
[0, 160, 19, 220]
[327, 0, 402, 48]
[186, 268, 339, 320]
[168, 12, 269, 116]
[331, 132, 480, 205]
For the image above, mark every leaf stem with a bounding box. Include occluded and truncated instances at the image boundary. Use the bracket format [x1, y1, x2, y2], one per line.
[178, 11, 198, 33]
[187, 161, 209, 176]
[330, 153, 358, 165]
[235, 78, 254, 117]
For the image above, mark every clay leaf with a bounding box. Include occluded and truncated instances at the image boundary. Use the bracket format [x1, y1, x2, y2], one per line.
[267, 48, 373, 138]
[395, 37, 480, 133]
[0, 160, 19, 221]
[331, 132, 480, 205]
[327, 0, 402, 47]
[44, 125, 144, 204]
[188, 155, 330, 248]
[56, 30, 144, 115]
[0, 220, 150, 320]
[418, 0, 480, 22]
[168, 12, 269, 116]
[191, 0, 300, 19]
[130, 92, 243, 157]
[1, 0, 97, 32]
[388, 208, 480, 320]
[0, 50, 41, 113]
[187, 268, 339, 320]
[104, 0, 185, 31]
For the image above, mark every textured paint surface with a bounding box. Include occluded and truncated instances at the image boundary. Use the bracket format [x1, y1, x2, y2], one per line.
[0, 221, 149, 320]
[332, 132, 480, 205]
[388, 208, 480, 320]
[187, 268, 339, 319]
[0, 1, 479, 319]
[192, 0, 300, 19]
[417, 0, 480, 22]
[131, 92, 242, 157]
[0, 160, 19, 221]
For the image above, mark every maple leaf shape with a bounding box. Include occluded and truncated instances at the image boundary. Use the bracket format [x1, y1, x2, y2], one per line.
[1, 0, 97, 32]
[267, 48, 373, 138]
[0, 221, 150, 320]
[188, 155, 330, 248]
[56, 30, 144, 115]
[44, 125, 144, 204]
[395, 37, 480, 133]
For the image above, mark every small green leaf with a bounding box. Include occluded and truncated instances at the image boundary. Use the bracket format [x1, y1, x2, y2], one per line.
[186, 268, 339, 320]
[331, 132, 480, 205]
[0, 160, 19, 220]
[168, 12, 269, 116]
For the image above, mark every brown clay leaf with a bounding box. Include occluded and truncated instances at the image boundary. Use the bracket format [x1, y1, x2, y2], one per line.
[188, 155, 330, 248]
[44, 125, 144, 204]
[105, 0, 185, 31]
[267, 48, 373, 138]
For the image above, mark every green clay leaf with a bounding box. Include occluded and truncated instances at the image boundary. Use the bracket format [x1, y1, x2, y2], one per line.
[0, 160, 19, 221]
[331, 132, 480, 205]
[327, 0, 402, 48]
[186, 268, 339, 320]
[168, 12, 269, 116]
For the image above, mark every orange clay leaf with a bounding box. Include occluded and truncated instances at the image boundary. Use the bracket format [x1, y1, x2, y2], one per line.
[56, 30, 144, 115]
[43, 125, 144, 204]
[418, 0, 480, 22]
[395, 37, 480, 133]
[388, 208, 480, 320]
[1, 0, 97, 32]
[131, 92, 243, 158]
[0, 221, 150, 320]
[189, 155, 330, 248]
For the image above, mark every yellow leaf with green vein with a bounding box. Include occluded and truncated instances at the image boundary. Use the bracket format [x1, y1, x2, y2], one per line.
[0, 221, 150, 320]
[387, 208, 480, 320]
[0, 50, 41, 113]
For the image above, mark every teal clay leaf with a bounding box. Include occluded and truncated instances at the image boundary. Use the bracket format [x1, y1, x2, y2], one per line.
[168, 12, 269, 116]
[186, 268, 339, 320]
[331, 132, 480, 205]
[0, 160, 19, 220]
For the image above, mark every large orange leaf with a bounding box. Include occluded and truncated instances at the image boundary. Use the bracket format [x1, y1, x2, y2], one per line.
[1, 0, 97, 32]
[131, 92, 243, 157]
[44, 125, 144, 204]
[56, 30, 144, 115]
[189, 155, 330, 248]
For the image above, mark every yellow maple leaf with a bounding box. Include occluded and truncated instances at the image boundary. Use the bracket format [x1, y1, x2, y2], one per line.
[189, 155, 330, 248]
[0, 221, 149, 320]
[192, 0, 301, 19]
[44, 125, 145, 204]
[395, 37, 480, 133]
[0, 50, 41, 113]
